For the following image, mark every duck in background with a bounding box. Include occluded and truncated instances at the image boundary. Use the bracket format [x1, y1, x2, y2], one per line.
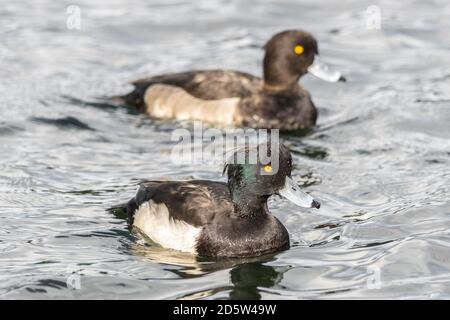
[116, 30, 345, 130]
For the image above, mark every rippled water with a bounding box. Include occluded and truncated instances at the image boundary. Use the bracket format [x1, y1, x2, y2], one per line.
[1, 0, 450, 299]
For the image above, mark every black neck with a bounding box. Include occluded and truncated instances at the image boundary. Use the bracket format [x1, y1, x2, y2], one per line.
[263, 73, 300, 92]
[263, 55, 301, 92]
[231, 193, 270, 218]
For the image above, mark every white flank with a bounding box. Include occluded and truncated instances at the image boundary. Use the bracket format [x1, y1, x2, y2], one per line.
[133, 201, 202, 254]
[144, 84, 241, 125]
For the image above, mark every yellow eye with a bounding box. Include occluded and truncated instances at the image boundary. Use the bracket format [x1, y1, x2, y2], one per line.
[294, 45, 304, 55]
[263, 165, 273, 173]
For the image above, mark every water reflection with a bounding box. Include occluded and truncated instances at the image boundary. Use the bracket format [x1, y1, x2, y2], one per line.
[287, 141, 329, 161]
[228, 261, 287, 300]
[130, 243, 287, 299]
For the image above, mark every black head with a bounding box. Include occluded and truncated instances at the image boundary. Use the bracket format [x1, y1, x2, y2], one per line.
[263, 30, 318, 89]
[225, 143, 292, 202]
[224, 143, 320, 213]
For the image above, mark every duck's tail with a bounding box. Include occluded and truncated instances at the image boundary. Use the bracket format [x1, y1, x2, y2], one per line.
[107, 85, 148, 111]
[107, 197, 139, 224]
[107, 202, 130, 220]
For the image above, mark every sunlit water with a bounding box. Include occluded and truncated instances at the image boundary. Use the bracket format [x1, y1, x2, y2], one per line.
[1, 0, 450, 299]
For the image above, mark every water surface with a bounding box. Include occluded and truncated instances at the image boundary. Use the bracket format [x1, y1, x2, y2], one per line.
[1, 0, 450, 299]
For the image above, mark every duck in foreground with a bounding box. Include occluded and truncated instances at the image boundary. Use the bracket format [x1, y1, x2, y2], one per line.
[123, 143, 320, 258]
[118, 30, 344, 130]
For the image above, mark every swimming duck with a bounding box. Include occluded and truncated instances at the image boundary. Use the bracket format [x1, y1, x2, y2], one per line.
[118, 30, 344, 130]
[123, 143, 320, 258]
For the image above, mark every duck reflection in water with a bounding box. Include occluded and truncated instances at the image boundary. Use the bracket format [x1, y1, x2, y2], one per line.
[130, 243, 289, 300]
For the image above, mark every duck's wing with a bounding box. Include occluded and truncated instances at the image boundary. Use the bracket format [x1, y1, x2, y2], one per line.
[120, 70, 261, 109]
[125, 180, 231, 254]
[126, 180, 231, 227]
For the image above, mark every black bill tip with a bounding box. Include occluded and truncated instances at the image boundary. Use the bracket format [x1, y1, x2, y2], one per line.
[311, 200, 321, 209]
[338, 75, 346, 82]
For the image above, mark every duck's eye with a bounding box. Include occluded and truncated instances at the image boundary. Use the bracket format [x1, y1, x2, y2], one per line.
[294, 45, 304, 55]
[263, 165, 273, 173]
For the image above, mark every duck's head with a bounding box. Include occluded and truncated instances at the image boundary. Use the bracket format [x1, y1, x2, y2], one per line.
[263, 30, 345, 90]
[224, 143, 320, 210]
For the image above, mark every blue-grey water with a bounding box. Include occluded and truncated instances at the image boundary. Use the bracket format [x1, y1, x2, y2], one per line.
[1, 0, 450, 299]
